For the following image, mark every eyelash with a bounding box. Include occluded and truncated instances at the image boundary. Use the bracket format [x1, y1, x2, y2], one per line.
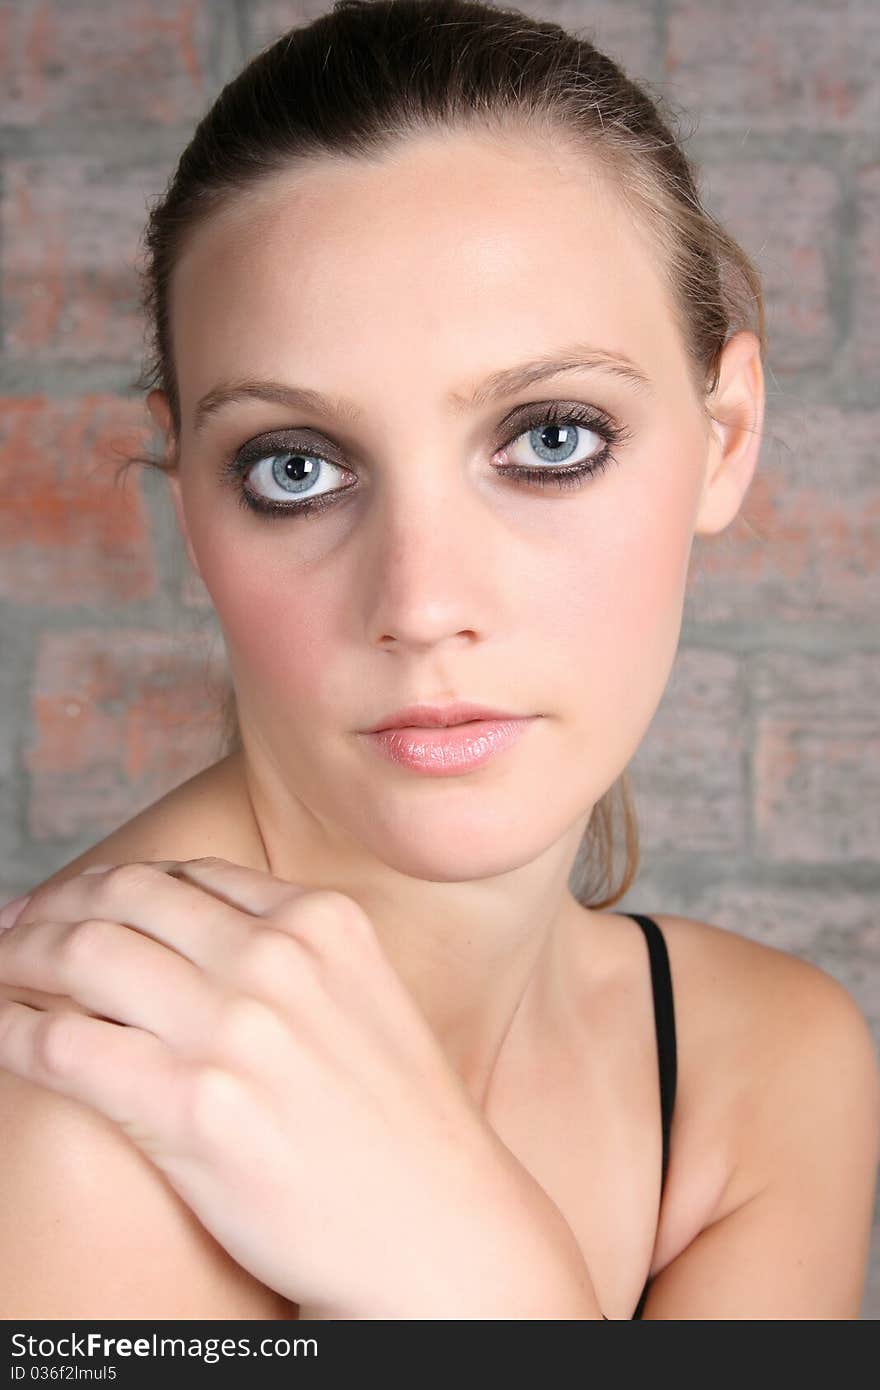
[219, 400, 633, 521]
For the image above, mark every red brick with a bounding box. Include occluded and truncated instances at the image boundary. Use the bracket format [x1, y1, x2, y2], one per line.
[628, 648, 748, 853]
[852, 162, 880, 376]
[247, 0, 661, 83]
[698, 160, 839, 374]
[544, 1, 661, 79]
[1, 156, 165, 362]
[752, 651, 880, 862]
[688, 403, 880, 625]
[0, 394, 157, 605]
[244, 0, 340, 53]
[0, 0, 214, 126]
[666, 0, 880, 133]
[24, 628, 230, 839]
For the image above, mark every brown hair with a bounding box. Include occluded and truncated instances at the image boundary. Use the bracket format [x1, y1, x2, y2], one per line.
[126, 0, 766, 910]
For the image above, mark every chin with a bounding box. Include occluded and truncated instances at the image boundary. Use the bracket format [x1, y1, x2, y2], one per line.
[355, 819, 554, 884]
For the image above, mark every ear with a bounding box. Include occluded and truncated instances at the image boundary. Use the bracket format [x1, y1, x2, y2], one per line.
[146, 389, 202, 581]
[693, 330, 765, 536]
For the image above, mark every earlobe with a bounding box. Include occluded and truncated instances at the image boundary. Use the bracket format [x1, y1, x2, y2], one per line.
[693, 330, 765, 537]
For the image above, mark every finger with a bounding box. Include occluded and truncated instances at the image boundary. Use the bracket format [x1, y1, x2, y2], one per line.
[0, 916, 220, 1051]
[0, 997, 191, 1151]
[0, 981, 94, 1016]
[164, 857, 308, 917]
[82, 861, 180, 874]
[15, 860, 307, 968]
[172, 861, 375, 957]
[13, 862, 258, 974]
[84, 858, 306, 921]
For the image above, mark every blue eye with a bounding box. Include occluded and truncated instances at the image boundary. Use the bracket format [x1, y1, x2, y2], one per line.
[239, 450, 349, 514]
[220, 400, 631, 520]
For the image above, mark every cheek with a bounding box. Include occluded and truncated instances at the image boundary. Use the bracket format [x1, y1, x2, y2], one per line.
[539, 449, 700, 761]
[188, 516, 343, 710]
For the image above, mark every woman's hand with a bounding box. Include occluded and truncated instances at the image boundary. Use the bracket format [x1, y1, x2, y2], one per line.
[0, 858, 597, 1319]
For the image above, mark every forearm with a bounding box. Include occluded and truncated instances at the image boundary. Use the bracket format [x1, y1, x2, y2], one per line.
[303, 1244, 604, 1320]
[307, 1172, 606, 1320]
[462, 1235, 605, 1320]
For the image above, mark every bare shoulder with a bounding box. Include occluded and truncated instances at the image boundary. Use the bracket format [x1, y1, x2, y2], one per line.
[625, 912, 880, 1315]
[26, 750, 266, 894]
[653, 911, 880, 1221]
[0, 752, 294, 1317]
[0, 1065, 295, 1318]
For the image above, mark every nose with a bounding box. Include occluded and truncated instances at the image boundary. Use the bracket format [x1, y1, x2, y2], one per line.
[360, 473, 504, 652]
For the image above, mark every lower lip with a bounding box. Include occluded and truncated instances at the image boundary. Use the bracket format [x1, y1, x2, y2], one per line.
[359, 718, 537, 776]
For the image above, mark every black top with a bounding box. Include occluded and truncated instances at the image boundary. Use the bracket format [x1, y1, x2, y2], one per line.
[602, 913, 678, 1320]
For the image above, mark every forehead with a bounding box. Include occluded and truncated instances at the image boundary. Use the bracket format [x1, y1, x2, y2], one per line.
[170, 130, 685, 418]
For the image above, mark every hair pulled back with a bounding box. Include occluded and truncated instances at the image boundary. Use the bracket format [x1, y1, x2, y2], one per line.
[130, 0, 766, 909]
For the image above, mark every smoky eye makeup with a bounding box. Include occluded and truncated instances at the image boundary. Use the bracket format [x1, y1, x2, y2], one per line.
[215, 398, 634, 521]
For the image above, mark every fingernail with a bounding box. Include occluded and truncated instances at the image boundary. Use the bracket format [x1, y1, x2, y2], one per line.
[82, 864, 113, 874]
[0, 894, 32, 932]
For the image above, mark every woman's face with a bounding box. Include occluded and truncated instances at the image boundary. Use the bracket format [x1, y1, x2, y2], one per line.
[152, 130, 754, 883]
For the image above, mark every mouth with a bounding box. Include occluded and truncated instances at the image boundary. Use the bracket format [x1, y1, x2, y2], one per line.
[359, 715, 538, 775]
[363, 701, 530, 733]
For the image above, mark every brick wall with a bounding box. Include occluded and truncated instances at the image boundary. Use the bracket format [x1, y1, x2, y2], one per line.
[1, 0, 877, 1317]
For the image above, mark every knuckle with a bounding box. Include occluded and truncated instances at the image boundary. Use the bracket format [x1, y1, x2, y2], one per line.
[188, 1063, 252, 1141]
[59, 916, 113, 965]
[236, 928, 299, 987]
[280, 889, 374, 952]
[34, 1010, 80, 1078]
[98, 862, 160, 896]
[214, 993, 283, 1057]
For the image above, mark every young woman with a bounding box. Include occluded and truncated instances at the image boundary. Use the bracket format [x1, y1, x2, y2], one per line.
[1, 0, 877, 1320]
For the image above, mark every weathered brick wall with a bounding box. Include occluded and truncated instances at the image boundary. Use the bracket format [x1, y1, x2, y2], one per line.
[1, 0, 877, 1316]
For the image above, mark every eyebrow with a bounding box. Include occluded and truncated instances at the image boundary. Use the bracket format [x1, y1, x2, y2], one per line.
[191, 342, 653, 436]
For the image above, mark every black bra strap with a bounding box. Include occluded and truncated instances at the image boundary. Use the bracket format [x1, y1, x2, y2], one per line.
[625, 913, 677, 1193]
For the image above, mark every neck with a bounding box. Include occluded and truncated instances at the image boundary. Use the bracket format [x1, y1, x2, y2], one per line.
[223, 745, 592, 1106]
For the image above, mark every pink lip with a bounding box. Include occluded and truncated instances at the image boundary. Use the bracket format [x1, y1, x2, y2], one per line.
[363, 701, 525, 733]
[359, 717, 537, 776]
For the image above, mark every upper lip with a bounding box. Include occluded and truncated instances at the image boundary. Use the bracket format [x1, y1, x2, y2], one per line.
[362, 701, 530, 733]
